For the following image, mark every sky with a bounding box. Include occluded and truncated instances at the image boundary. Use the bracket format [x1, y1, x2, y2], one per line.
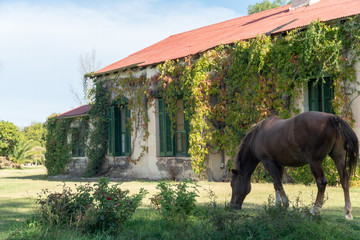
[0, 0, 265, 128]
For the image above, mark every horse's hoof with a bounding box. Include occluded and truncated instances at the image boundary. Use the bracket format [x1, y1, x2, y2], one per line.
[345, 213, 353, 220]
[310, 207, 320, 215]
[230, 203, 242, 210]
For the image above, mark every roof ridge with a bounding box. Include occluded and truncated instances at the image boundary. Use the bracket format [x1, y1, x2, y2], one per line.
[167, 4, 291, 39]
[95, 0, 360, 75]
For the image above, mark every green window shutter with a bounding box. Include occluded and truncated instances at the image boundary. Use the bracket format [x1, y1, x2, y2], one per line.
[124, 105, 131, 156]
[114, 106, 121, 156]
[108, 106, 115, 156]
[322, 77, 334, 114]
[165, 110, 174, 156]
[308, 80, 320, 111]
[71, 132, 78, 157]
[184, 117, 190, 157]
[159, 98, 166, 156]
[308, 78, 334, 113]
[158, 98, 174, 156]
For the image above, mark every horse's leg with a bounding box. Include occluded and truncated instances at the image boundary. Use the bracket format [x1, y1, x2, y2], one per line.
[330, 147, 353, 220]
[275, 166, 285, 205]
[308, 161, 327, 215]
[262, 159, 289, 208]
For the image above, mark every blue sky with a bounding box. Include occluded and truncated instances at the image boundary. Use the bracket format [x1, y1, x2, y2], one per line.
[0, 0, 264, 127]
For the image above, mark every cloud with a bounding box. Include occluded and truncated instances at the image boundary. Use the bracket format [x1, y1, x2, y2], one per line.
[0, 0, 241, 127]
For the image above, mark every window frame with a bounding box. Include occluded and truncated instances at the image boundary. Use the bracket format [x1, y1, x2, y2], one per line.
[71, 127, 86, 157]
[308, 77, 334, 114]
[158, 98, 190, 157]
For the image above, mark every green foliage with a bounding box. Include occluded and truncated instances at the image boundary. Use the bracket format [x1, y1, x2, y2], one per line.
[0, 121, 20, 157]
[44, 116, 72, 175]
[85, 80, 110, 176]
[156, 19, 360, 175]
[248, 0, 290, 15]
[150, 179, 199, 224]
[14, 194, 360, 239]
[8, 138, 43, 165]
[23, 122, 47, 148]
[37, 177, 147, 235]
[111, 73, 150, 163]
[289, 156, 341, 186]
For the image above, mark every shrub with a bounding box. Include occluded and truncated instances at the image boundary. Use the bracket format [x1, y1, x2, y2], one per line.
[150, 179, 199, 224]
[253, 156, 360, 186]
[37, 177, 147, 234]
[289, 156, 341, 186]
[199, 187, 244, 238]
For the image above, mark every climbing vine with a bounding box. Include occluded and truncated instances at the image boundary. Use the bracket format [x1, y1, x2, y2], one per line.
[155, 19, 360, 174]
[46, 17, 360, 177]
[45, 115, 72, 175]
[45, 115, 90, 176]
[85, 79, 110, 176]
[111, 73, 151, 163]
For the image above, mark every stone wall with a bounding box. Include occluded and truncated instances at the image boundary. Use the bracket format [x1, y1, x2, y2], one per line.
[66, 157, 89, 176]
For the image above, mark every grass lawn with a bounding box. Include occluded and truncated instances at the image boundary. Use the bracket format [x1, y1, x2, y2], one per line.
[1, 166, 360, 239]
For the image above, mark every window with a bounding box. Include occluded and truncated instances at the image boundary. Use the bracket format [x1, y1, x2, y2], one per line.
[72, 127, 85, 157]
[108, 102, 131, 156]
[158, 98, 189, 157]
[308, 77, 334, 113]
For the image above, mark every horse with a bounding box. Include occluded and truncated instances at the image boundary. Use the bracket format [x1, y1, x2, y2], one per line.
[230, 111, 358, 220]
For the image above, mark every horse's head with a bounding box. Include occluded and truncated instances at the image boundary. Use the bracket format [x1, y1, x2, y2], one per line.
[230, 169, 251, 210]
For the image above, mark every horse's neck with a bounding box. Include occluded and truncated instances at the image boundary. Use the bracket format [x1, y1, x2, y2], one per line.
[239, 145, 259, 178]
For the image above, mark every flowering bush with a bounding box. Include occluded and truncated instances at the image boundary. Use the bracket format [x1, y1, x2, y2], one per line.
[37, 177, 147, 234]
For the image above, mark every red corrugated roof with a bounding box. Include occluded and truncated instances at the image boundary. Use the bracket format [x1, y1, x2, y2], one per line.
[57, 105, 91, 118]
[96, 0, 360, 75]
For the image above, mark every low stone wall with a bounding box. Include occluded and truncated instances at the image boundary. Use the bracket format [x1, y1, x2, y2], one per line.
[66, 156, 132, 178]
[66, 157, 89, 176]
[66, 156, 224, 181]
[156, 157, 195, 180]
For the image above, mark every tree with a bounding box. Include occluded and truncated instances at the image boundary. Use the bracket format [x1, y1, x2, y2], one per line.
[8, 138, 43, 165]
[23, 122, 47, 147]
[70, 49, 101, 105]
[0, 121, 20, 157]
[248, 0, 290, 15]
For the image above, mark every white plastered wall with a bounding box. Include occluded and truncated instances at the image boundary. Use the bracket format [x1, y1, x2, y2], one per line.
[104, 66, 225, 180]
[350, 60, 360, 138]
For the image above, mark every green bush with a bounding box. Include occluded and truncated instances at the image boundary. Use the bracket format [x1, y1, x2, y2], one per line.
[252, 156, 360, 186]
[150, 179, 199, 224]
[37, 177, 147, 234]
[289, 156, 341, 186]
[0, 121, 20, 157]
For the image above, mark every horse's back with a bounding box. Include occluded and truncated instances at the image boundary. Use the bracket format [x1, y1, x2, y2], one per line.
[254, 111, 337, 166]
[293, 111, 337, 152]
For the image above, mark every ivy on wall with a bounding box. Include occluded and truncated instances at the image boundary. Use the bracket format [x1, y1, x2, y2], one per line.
[111, 73, 150, 163]
[45, 115, 89, 176]
[154, 19, 360, 174]
[84, 79, 110, 176]
[45, 116, 71, 175]
[46, 18, 360, 177]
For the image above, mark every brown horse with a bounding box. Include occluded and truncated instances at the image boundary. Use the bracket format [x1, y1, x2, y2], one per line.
[230, 111, 358, 219]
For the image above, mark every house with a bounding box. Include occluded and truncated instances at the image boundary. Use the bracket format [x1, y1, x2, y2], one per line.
[53, 0, 360, 180]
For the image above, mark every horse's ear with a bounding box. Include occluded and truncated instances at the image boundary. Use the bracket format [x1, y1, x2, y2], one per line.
[232, 169, 239, 175]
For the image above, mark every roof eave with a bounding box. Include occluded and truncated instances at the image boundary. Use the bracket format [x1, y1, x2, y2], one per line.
[57, 113, 90, 119]
[94, 62, 145, 77]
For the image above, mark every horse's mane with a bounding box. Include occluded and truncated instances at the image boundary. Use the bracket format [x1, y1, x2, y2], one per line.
[235, 118, 269, 172]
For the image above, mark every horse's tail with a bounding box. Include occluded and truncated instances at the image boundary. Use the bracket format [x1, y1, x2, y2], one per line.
[330, 115, 359, 176]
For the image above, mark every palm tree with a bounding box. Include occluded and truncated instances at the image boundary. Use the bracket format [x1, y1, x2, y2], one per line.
[8, 139, 43, 165]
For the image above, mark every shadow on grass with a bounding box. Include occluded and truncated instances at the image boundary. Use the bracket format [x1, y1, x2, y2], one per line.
[0, 198, 37, 237]
[2, 174, 103, 183]
[2, 173, 135, 183]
